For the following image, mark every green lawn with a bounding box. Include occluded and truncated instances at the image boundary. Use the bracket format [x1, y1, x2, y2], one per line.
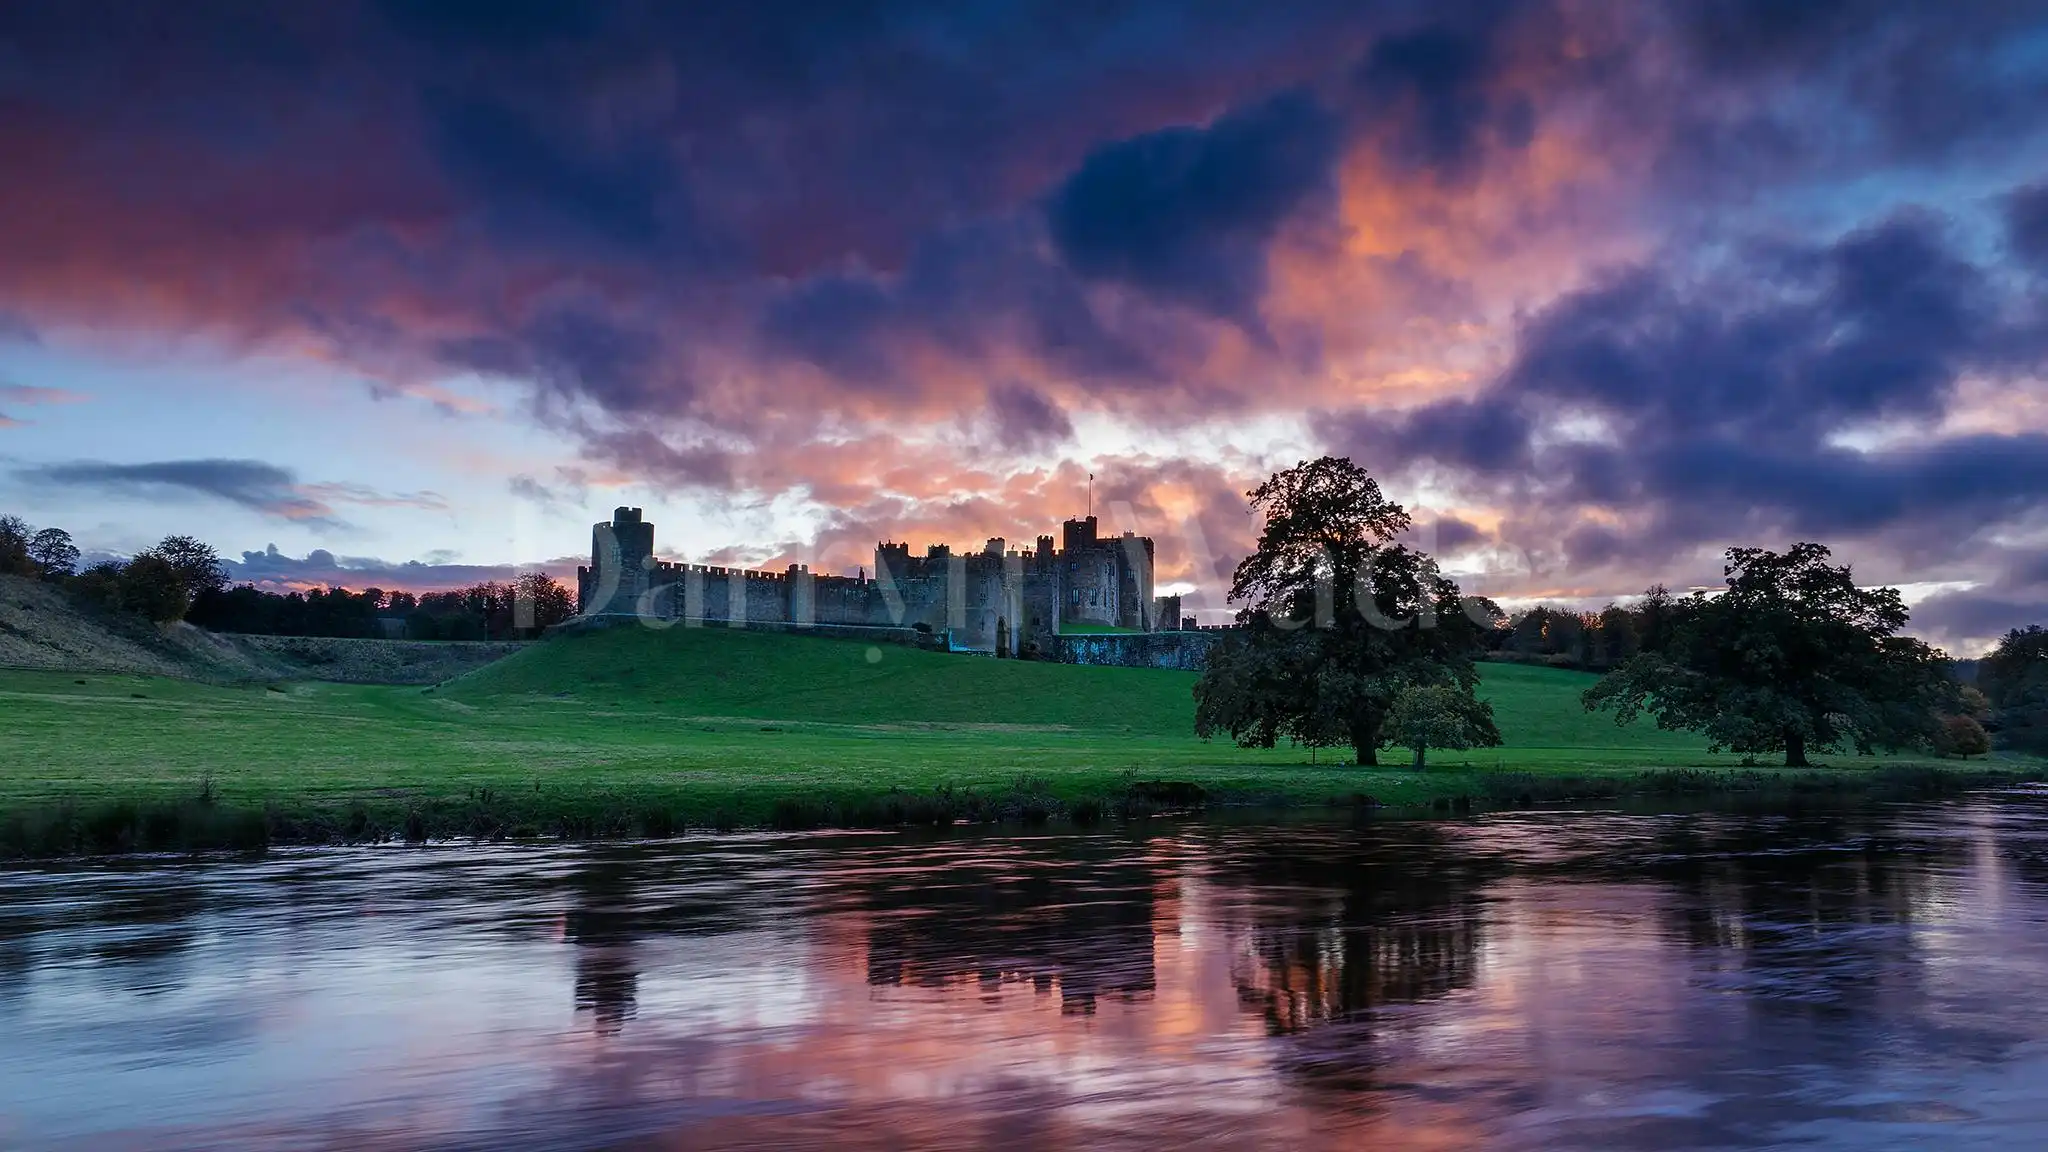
[0, 625, 2033, 853]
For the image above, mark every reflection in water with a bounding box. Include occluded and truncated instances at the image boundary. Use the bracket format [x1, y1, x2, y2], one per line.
[566, 851, 642, 1033]
[5, 793, 2048, 1149]
[856, 838, 1163, 1015]
[1212, 822, 1490, 1037]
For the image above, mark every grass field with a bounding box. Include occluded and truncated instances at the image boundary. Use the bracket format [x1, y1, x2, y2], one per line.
[1, 624, 2036, 855]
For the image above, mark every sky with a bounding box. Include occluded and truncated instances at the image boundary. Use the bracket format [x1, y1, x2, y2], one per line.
[1, 0, 2045, 652]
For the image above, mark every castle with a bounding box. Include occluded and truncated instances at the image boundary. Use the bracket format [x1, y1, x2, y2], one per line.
[575, 507, 1185, 655]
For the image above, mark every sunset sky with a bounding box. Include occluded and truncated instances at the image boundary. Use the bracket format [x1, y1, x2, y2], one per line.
[2, 1, 2045, 651]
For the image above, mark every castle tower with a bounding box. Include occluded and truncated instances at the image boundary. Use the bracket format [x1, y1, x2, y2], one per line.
[578, 507, 656, 616]
[1060, 515, 1099, 553]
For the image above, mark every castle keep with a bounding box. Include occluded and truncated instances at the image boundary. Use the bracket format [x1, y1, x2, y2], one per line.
[575, 507, 1184, 655]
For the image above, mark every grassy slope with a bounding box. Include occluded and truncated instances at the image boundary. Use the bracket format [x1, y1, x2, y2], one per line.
[0, 574, 286, 680]
[7, 622, 2027, 854]
[0, 574, 524, 684]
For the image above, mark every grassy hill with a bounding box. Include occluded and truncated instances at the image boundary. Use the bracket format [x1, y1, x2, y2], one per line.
[1, 622, 2029, 855]
[451, 625, 1205, 735]
[0, 575, 524, 684]
[449, 622, 1705, 754]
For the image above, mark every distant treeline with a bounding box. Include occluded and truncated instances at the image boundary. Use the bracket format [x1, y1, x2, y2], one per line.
[1475, 588, 1685, 673]
[187, 580, 573, 641]
[1, 514, 572, 641]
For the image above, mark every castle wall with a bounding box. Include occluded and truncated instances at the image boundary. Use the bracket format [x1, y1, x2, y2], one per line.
[1061, 548, 1121, 629]
[950, 554, 1018, 653]
[1020, 555, 1058, 654]
[814, 573, 872, 627]
[640, 566, 683, 619]
[745, 571, 787, 623]
[1116, 535, 1155, 629]
[872, 549, 956, 634]
[1055, 630, 1223, 671]
[551, 612, 937, 649]
[676, 566, 802, 626]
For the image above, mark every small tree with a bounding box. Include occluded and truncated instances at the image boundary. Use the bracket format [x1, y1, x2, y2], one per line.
[27, 527, 79, 580]
[152, 535, 228, 610]
[514, 571, 575, 636]
[1385, 682, 1502, 769]
[1932, 714, 1991, 759]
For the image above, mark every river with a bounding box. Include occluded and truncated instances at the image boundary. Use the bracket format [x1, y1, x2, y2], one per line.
[7, 791, 2048, 1150]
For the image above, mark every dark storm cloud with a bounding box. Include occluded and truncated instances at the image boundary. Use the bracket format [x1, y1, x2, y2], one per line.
[13, 459, 445, 525]
[372, 0, 607, 49]
[17, 459, 336, 521]
[1674, 0, 1866, 75]
[2009, 183, 2048, 270]
[1637, 2, 2048, 205]
[577, 430, 737, 490]
[7, 0, 2041, 443]
[1422, 515, 1488, 553]
[426, 93, 682, 249]
[759, 275, 898, 384]
[1334, 205, 2048, 573]
[759, 218, 1167, 388]
[1909, 544, 2048, 649]
[1496, 213, 1993, 445]
[1356, 21, 1533, 178]
[1047, 89, 1341, 324]
[985, 383, 1074, 452]
[437, 297, 686, 417]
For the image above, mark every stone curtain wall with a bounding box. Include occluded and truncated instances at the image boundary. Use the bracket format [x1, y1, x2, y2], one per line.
[550, 614, 937, 649]
[1054, 630, 1224, 671]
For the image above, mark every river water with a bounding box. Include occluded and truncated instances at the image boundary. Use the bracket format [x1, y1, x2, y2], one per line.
[7, 792, 2048, 1150]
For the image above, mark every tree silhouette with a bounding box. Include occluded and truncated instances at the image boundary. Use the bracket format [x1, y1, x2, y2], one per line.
[1585, 543, 1952, 766]
[1195, 457, 1489, 765]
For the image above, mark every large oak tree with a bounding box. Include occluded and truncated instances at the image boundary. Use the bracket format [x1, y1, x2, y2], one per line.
[1194, 456, 1492, 766]
[1584, 543, 1953, 767]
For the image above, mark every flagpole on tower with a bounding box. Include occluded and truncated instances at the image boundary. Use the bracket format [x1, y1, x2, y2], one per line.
[1088, 472, 1093, 519]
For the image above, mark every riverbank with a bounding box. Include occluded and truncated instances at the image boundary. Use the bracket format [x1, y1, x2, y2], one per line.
[4, 756, 2037, 858]
[5, 631, 2039, 856]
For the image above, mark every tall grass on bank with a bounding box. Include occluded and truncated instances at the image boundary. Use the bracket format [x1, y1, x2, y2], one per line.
[0, 774, 1216, 857]
[5, 763, 2035, 859]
